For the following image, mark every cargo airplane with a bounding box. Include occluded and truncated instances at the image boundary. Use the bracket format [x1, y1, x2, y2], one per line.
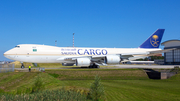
[4, 29, 167, 68]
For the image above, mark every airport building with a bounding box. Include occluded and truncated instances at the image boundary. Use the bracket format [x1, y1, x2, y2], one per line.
[161, 40, 180, 65]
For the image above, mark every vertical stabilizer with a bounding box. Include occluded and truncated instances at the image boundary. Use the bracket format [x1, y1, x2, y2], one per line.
[139, 29, 165, 48]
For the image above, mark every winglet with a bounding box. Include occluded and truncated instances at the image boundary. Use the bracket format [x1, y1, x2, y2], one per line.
[139, 29, 165, 48]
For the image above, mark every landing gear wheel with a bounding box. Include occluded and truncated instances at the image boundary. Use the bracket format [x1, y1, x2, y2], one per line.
[21, 64, 25, 69]
[88, 66, 92, 68]
[93, 65, 96, 68]
[92, 63, 99, 68]
[96, 65, 100, 68]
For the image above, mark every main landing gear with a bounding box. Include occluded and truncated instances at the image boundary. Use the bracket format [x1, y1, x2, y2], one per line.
[88, 63, 99, 68]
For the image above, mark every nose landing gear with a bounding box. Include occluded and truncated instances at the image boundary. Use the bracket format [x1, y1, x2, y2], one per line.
[21, 62, 25, 69]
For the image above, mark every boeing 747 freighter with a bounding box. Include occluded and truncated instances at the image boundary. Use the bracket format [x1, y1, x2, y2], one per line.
[4, 29, 167, 68]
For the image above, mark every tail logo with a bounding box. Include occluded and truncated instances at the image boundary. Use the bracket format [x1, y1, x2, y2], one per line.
[150, 35, 159, 47]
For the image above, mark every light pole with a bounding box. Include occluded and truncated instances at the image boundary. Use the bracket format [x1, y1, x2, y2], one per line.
[55, 40, 57, 46]
[73, 33, 75, 48]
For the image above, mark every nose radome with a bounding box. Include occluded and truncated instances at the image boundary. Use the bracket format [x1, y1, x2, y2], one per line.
[3, 50, 10, 59]
[4, 51, 8, 56]
[4, 50, 12, 56]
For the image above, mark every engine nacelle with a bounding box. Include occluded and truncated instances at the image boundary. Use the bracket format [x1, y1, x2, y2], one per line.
[105, 55, 121, 64]
[76, 58, 91, 67]
[62, 63, 75, 66]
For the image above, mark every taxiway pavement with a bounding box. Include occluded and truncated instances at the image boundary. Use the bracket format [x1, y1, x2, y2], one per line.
[14, 65, 179, 71]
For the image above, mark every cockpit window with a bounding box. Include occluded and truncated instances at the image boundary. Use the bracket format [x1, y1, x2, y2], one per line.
[15, 46, 20, 48]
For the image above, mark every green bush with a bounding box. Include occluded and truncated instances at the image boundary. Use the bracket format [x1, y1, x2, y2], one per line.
[88, 75, 105, 101]
[0, 88, 88, 101]
[31, 74, 45, 93]
[0, 89, 4, 93]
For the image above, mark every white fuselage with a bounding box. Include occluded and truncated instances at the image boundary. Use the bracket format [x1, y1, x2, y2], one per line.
[4, 44, 161, 63]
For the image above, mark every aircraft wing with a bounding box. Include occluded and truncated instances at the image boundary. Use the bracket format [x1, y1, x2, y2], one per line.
[121, 48, 176, 62]
[121, 56, 147, 62]
[149, 48, 176, 54]
[131, 48, 176, 57]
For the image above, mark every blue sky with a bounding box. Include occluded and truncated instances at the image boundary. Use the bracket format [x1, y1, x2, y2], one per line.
[1, 0, 180, 61]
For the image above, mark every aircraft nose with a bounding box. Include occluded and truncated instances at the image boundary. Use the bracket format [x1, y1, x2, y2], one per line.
[4, 51, 8, 56]
[3, 50, 13, 59]
[3, 47, 18, 60]
[4, 50, 10, 56]
[4, 50, 10, 58]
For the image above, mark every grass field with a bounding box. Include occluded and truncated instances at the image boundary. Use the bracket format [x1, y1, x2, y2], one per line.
[0, 69, 180, 101]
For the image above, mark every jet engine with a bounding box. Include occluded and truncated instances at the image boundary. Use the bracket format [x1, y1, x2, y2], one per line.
[105, 55, 121, 64]
[62, 63, 75, 66]
[76, 58, 91, 67]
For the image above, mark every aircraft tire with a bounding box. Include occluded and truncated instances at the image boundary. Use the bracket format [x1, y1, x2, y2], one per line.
[21, 65, 24, 69]
[93, 65, 96, 68]
[96, 65, 100, 68]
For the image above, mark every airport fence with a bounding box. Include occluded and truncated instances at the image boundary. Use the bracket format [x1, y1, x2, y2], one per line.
[0, 64, 14, 73]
